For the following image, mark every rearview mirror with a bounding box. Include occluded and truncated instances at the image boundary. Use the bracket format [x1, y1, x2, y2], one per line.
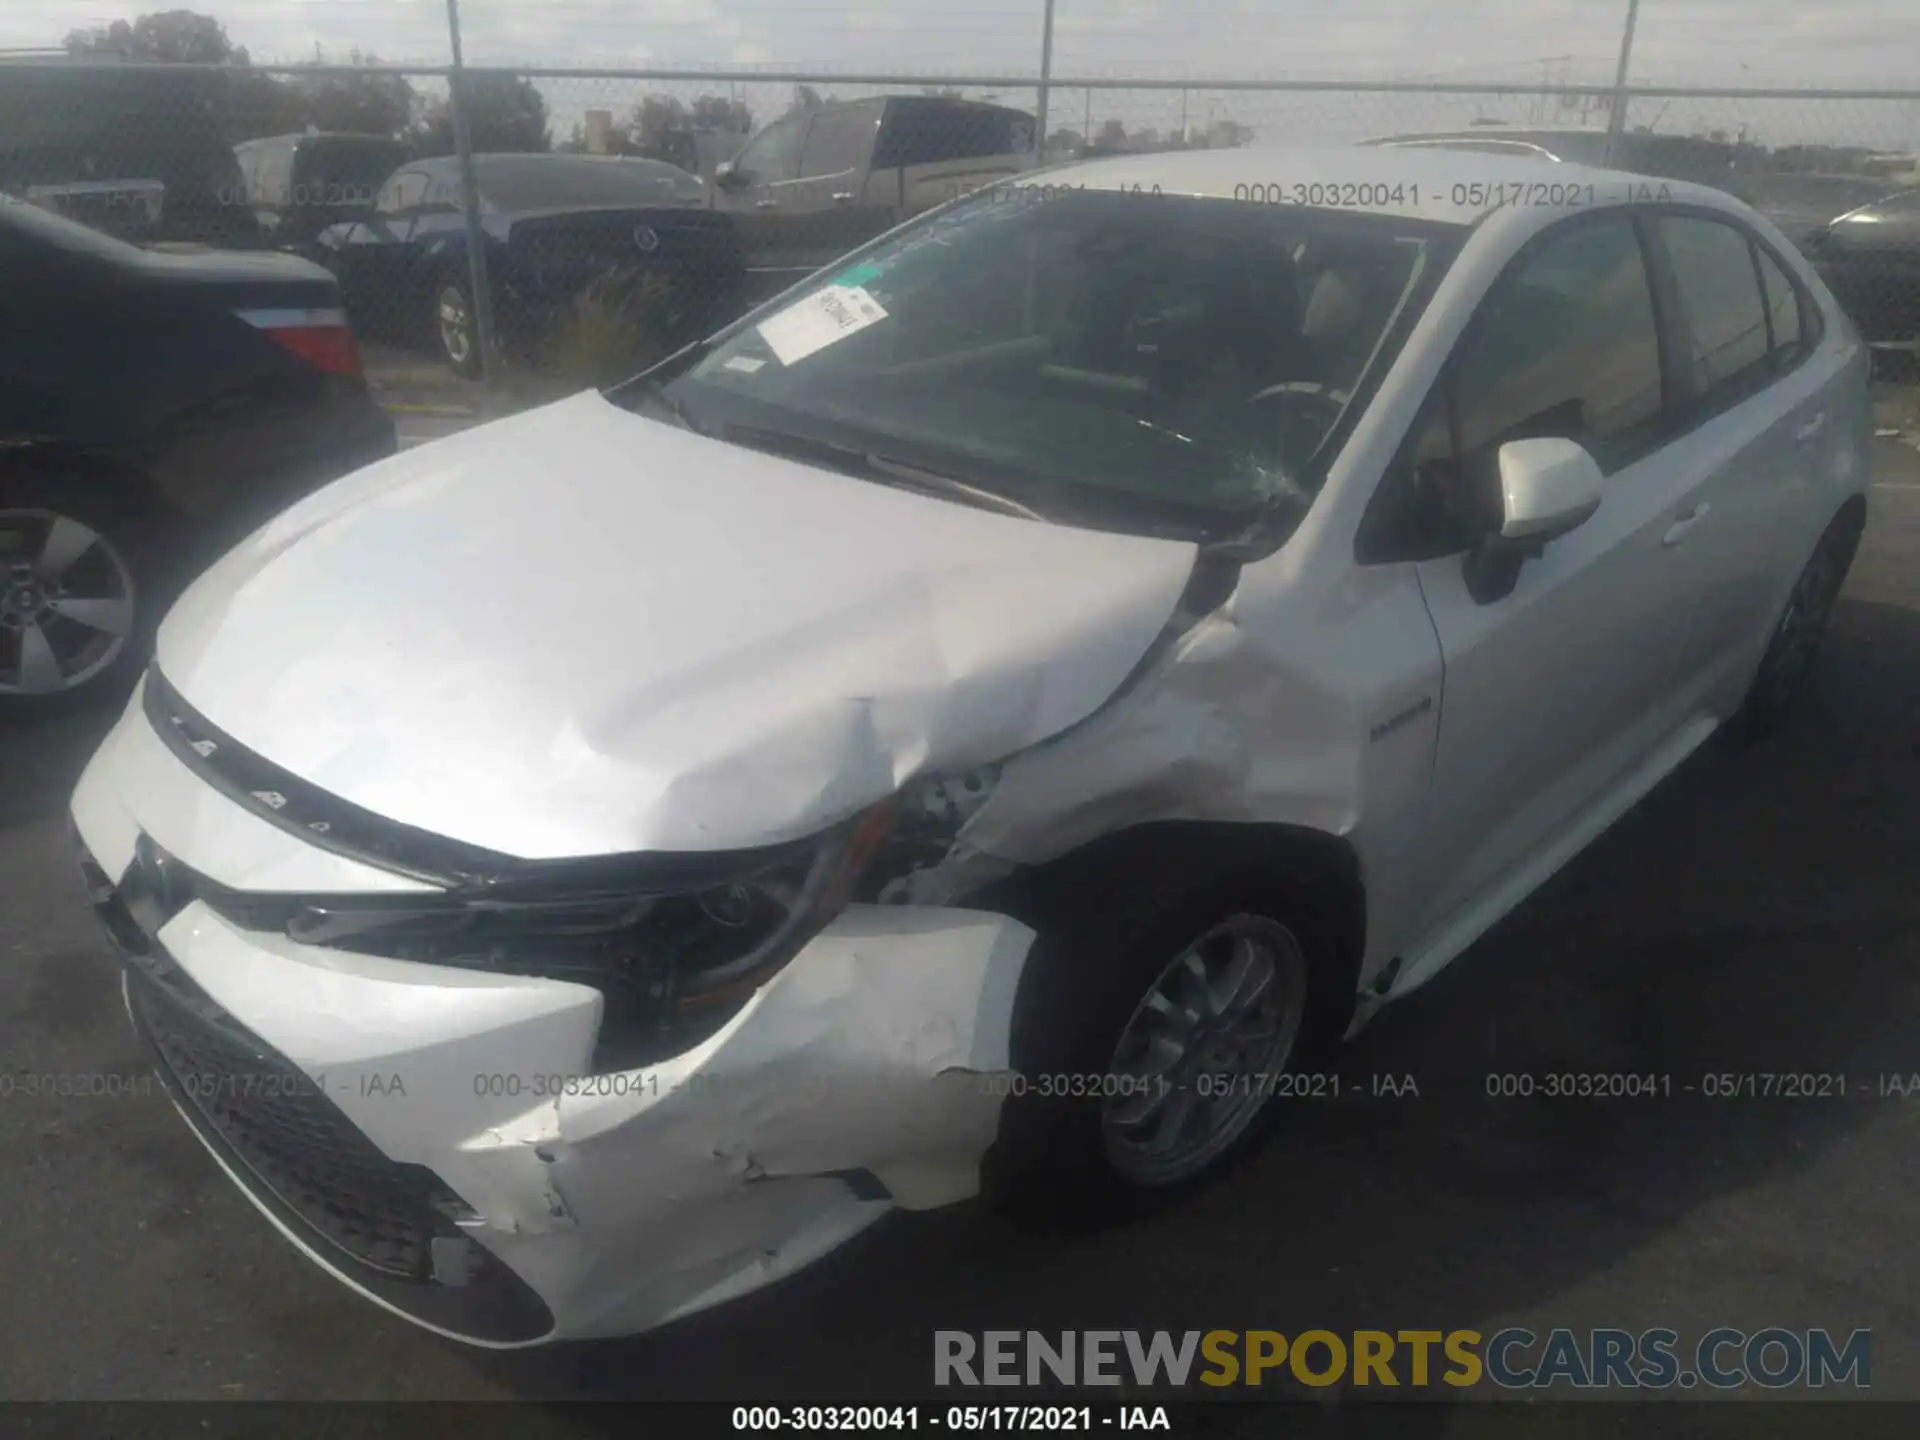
[1462, 437, 1603, 604]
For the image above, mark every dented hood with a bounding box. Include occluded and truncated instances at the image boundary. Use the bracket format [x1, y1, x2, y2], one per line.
[156, 391, 1197, 858]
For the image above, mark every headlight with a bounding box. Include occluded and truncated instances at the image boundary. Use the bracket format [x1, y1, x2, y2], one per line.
[197, 802, 897, 1068]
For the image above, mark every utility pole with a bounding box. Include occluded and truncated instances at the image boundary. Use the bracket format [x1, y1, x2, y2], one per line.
[1035, 0, 1055, 159]
[1602, 0, 1642, 166]
[444, 0, 497, 383]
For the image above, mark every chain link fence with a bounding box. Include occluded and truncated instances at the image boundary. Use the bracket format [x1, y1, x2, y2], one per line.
[4, 54, 1918, 404]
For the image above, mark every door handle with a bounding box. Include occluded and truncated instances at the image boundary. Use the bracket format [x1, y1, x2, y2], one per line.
[1663, 502, 1711, 546]
[830, 191, 856, 203]
[1793, 412, 1827, 445]
[754, 198, 779, 209]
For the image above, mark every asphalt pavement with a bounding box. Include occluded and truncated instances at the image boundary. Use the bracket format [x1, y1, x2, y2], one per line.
[1, 383, 1918, 1421]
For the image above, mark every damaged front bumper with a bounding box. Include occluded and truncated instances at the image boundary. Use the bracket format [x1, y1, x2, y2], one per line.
[70, 691, 1033, 1346]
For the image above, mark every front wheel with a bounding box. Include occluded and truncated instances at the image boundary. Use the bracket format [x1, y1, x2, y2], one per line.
[431, 270, 483, 378]
[987, 866, 1343, 1225]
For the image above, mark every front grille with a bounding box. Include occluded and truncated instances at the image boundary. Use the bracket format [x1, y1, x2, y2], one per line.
[127, 966, 461, 1282]
[76, 828, 556, 1342]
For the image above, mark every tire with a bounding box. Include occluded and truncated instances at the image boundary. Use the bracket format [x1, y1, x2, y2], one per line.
[984, 854, 1348, 1229]
[1727, 503, 1864, 745]
[0, 469, 158, 722]
[431, 269, 483, 378]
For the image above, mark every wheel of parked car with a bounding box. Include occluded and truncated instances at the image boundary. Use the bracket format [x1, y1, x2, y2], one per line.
[0, 470, 154, 721]
[432, 270, 483, 378]
[985, 850, 1347, 1225]
[1728, 501, 1865, 744]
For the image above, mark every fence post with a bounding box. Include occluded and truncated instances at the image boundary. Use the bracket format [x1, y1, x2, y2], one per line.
[1602, 0, 1642, 166]
[1035, 0, 1055, 159]
[444, 0, 498, 385]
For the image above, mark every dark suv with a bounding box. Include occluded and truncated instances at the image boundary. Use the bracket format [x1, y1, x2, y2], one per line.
[0, 59, 261, 247]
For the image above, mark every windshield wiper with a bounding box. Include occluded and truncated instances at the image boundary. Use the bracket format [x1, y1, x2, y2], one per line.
[723, 425, 1048, 522]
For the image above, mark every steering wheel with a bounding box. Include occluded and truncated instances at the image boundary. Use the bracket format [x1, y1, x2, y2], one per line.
[1245, 379, 1349, 447]
[1246, 379, 1351, 410]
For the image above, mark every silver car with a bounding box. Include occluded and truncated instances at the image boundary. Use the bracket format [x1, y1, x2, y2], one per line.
[71, 145, 1868, 1345]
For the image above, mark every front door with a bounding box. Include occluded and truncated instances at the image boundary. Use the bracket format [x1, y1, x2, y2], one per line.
[710, 113, 810, 299]
[1403, 212, 1709, 945]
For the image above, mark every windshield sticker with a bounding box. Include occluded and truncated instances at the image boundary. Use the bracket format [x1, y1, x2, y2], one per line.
[723, 355, 768, 374]
[833, 261, 887, 286]
[756, 284, 889, 366]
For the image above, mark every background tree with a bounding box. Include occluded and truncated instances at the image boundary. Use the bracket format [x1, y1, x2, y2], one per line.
[630, 93, 688, 155]
[66, 9, 246, 64]
[410, 72, 551, 156]
[287, 51, 414, 136]
[691, 95, 754, 134]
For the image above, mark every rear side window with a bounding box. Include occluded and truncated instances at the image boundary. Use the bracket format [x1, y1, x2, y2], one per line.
[873, 103, 1034, 169]
[1654, 215, 1772, 406]
[255, 143, 294, 204]
[800, 105, 882, 178]
[1754, 244, 1814, 368]
[1452, 215, 1666, 477]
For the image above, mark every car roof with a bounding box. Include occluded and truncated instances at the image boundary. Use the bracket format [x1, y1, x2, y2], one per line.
[1024, 145, 1736, 226]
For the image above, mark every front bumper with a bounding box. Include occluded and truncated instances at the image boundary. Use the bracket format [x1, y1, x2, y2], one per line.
[71, 686, 1033, 1345]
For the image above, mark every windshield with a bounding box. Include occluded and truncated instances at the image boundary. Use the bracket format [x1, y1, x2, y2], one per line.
[476, 155, 706, 209]
[303, 140, 408, 195]
[629, 186, 1459, 543]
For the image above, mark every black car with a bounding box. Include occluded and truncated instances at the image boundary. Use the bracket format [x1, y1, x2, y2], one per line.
[315, 152, 746, 375]
[0, 195, 395, 718]
[1728, 171, 1898, 249]
[234, 132, 410, 251]
[1802, 187, 1920, 352]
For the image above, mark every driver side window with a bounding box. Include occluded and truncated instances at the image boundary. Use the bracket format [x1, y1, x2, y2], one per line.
[735, 116, 806, 183]
[1360, 214, 1667, 563]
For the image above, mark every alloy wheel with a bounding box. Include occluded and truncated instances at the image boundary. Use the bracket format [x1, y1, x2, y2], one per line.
[0, 509, 137, 696]
[1100, 913, 1307, 1187]
[437, 283, 473, 367]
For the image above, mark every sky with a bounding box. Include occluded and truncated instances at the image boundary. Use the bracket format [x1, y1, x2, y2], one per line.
[2, 1, 1917, 150]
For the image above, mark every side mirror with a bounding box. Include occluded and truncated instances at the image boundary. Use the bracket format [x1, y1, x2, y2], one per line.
[714, 160, 745, 189]
[1496, 437, 1603, 543]
[1462, 437, 1603, 604]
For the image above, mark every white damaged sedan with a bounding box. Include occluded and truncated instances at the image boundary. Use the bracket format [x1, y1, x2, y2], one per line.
[70, 146, 1870, 1345]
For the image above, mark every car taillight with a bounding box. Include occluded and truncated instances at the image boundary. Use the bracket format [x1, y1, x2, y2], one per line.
[235, 307, 364, 379]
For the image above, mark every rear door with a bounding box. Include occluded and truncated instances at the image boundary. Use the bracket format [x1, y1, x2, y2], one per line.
[1638, 209, 1852, 716]
[1398, 211, 1709, 942]
[879, 101, 1037, 218]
